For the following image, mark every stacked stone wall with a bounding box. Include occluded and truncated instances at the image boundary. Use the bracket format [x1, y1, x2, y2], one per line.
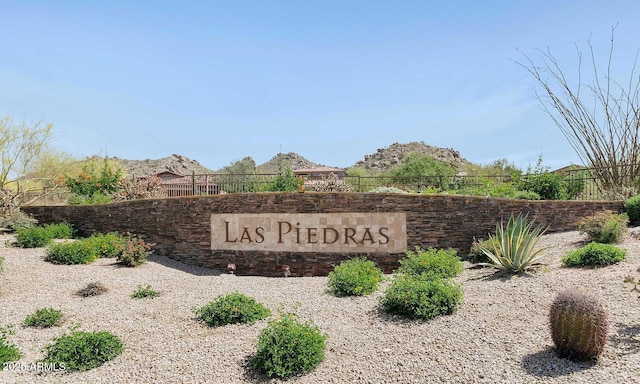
[23, 193, 622, 276]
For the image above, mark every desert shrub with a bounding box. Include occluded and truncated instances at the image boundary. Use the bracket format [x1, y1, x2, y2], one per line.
[15, 226, 51, 248]
[386, 153, 457, 184]
[367, 186, 408, 194]
[40, 329, 123, 371]
[517, 157, 572, 200]
[113, 175, 167, 201]
[397, 247, 463, 279]
[513, 190, 541, 200]
[83, 232, 127, 258]
[265, 165, 303, 192]
[64, 157, 123, 202]
[0, 255, 4, 273]
[623, 194, 640, 223]
[14, 222, 74, 248]
[467, 238, 497, 264]
[194, 292, 271, 327]
[252, 310, 327, 379]
[0, 211, 37, 232]
[550, 289, 609, 360]
[116, 234, 154, 267]
[562, 242, 627, 267]
[45, 241, 96, 265]
[131, 285, 160, 299]
[327, 257, 383, 296]
[45, 222, 74, 239]
[309, 173, 353, 192]
[518, 167, 568, 200]
[0, 325, 22, 365]
[479, 213, 548, 273]
[75, 282, 108, 297]
[577, 211, 628, 244]
[23, 307, 63, 328]
[381, 274, 463, 320]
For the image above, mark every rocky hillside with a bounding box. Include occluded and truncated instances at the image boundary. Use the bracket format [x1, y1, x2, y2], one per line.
[352, 141, 471, 173]
[113, 154, 214, 177]
[112, 142, 471, 177]
[255, 153, 323, 174]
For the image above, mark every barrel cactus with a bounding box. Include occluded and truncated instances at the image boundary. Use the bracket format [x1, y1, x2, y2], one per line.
[549, 289, 609, 361]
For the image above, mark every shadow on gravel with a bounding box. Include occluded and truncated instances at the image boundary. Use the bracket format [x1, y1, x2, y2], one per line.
[610, 322, 640, 356]
[521, 348, 596, 378]
[240, 355, 277, 383]
[368, 303, 428, 327]
[466, 269, 538, 282]
[146, 254, 224, 276]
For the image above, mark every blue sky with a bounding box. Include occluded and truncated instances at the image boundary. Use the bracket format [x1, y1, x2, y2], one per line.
[1, 1, 639, 171]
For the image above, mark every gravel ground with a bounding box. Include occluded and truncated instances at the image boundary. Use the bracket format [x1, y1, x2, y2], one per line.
[0, 230, 639, 384]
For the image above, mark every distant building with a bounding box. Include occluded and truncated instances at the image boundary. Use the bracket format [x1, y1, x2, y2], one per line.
[294, 167, 346, 181]
[152, 171, 184, 181]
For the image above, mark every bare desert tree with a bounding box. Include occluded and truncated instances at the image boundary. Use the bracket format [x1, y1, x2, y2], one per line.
[0, 116, 61, 223]
[517, 26, 640, 198]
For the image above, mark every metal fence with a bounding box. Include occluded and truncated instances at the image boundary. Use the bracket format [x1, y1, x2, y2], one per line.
[14, 169, 621, 205]
[157, 172, 607, 199]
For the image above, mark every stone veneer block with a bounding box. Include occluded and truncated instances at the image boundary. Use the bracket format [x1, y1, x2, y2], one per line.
[211, 212, 407, 253]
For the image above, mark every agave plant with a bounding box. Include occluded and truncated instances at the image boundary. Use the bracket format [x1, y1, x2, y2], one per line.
[479, 213, 548, 273]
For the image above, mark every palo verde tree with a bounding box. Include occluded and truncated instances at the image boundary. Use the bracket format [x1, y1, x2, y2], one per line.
[0, 116, 66, 226]
[517, 26, 640, 198]
[0, 116, 53, 190]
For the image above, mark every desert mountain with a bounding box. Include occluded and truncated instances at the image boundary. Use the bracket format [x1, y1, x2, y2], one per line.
[112, 154, 214, 177]
[112, 142, 470, 177]
[352, 141, 471, 173]
[255, 153, 323, 174]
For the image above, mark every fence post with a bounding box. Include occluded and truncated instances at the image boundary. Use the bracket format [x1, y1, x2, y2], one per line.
[192, 171, 196, 196]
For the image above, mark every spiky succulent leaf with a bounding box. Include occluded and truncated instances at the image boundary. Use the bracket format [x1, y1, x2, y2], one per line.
[478, 213, 548, 273]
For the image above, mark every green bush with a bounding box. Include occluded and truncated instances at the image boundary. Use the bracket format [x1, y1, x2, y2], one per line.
[75, 281, 108, 297]
[562, 242, 627, 267]
[64, 157, 123, 199]
[397, 247, 463, 279]
[327, 257, 384, 296]
[15, 226, 51, 248]
[0, 325, 22, 365]
[0, 255, 4, 273]
[264, 164, 303, 192]
[40, 330, 123, 371]
[518, 157, 570, 200]
[45, 241, 96, 265]
[513, 190, 541, 200]
[14, 222, 74, 248]
[519, 170, 568, 200]
[479, 213, 548, 273]
[194, 292, 271, 327]
[45, 222, 74, 239]
[624, 195, 640, 223]
[131, 285, 160, 299]
[252, 310, 327, 379]
[381, 274, 463, 320]
[116, 234, 154, 267]
[83, 232, 127, 258]
[23, 307, 63, 328]
[577, 211, 628, 244]
[386, 153, 457, 184]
